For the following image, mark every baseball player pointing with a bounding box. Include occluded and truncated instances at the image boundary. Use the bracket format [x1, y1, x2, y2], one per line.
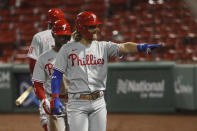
[50, 11, 163, 131]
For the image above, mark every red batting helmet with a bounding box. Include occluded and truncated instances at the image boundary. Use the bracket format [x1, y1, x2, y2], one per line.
[75, 11, 101, 39]
[48, 8, 65, 25]
[52, 20, 72, 35]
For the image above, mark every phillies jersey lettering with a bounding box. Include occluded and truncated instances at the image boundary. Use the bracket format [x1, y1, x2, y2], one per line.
[54, 40, 120, 93]
[68, 53, 104, 66]
[32, 49, 57, 94]
[27, 30, 55, 60]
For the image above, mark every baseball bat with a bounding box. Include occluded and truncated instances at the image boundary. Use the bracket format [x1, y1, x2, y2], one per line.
[15, 86, 33, 106]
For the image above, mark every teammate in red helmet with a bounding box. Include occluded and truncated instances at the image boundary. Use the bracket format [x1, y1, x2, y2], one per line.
[52, 20, 71, 36]
[27, 8, 65, 75]
[48, 8, 65, 28]
[50, 11, 163, 131]
[32, 19, 71, 131]
[27, 8, 65, 131]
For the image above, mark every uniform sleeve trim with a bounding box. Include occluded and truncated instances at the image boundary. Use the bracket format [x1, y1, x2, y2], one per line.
[32, 79, 44, 83]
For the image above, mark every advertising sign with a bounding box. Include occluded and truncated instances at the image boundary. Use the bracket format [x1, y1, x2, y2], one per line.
[106, 62, 175, 113]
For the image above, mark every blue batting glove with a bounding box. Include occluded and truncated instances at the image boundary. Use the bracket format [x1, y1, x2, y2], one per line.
[137, 43, 163, 54]
[50, 97, 64, 115]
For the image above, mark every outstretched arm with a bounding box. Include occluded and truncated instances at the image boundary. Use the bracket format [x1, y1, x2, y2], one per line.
[119, 42, 163, 56]
[119, 42, 138, 55]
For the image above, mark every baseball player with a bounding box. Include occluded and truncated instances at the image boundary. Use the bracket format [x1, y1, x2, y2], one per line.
[50, 11, 163, 131]
[27, 8, 65, 131]
[32, 19, 71, 131]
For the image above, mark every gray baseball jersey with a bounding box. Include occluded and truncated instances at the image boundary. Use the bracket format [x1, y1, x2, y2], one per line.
[32, 49, 57, 94]
[27, 29, 55, 127]
[53, 40, 120, 93]
[32, 49, 68, 131]
[27, 29, 55, 60]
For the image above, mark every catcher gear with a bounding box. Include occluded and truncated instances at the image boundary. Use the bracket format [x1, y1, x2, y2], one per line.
[75, 11, 101, 39]
[52, 20, 72, 36]
[48, 8, 65, 25]
[137, 43, 163, 54]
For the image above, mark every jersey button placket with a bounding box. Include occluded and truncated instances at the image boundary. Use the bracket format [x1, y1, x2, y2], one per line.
[84, 48, 92, 92]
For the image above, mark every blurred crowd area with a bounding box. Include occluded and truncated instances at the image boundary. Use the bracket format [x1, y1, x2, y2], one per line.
[0, 0, 197, 63]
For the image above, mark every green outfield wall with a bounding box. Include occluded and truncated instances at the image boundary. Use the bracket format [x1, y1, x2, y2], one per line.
[0, 64, 13, 112]
[106, 62, 175, 113]
[1, 62, 197, 113]
[174, 64, 197, 110]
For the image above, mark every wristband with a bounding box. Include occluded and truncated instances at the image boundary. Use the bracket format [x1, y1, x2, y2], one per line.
[51, 94, 59, 98]
[137, 44, 147, 52]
